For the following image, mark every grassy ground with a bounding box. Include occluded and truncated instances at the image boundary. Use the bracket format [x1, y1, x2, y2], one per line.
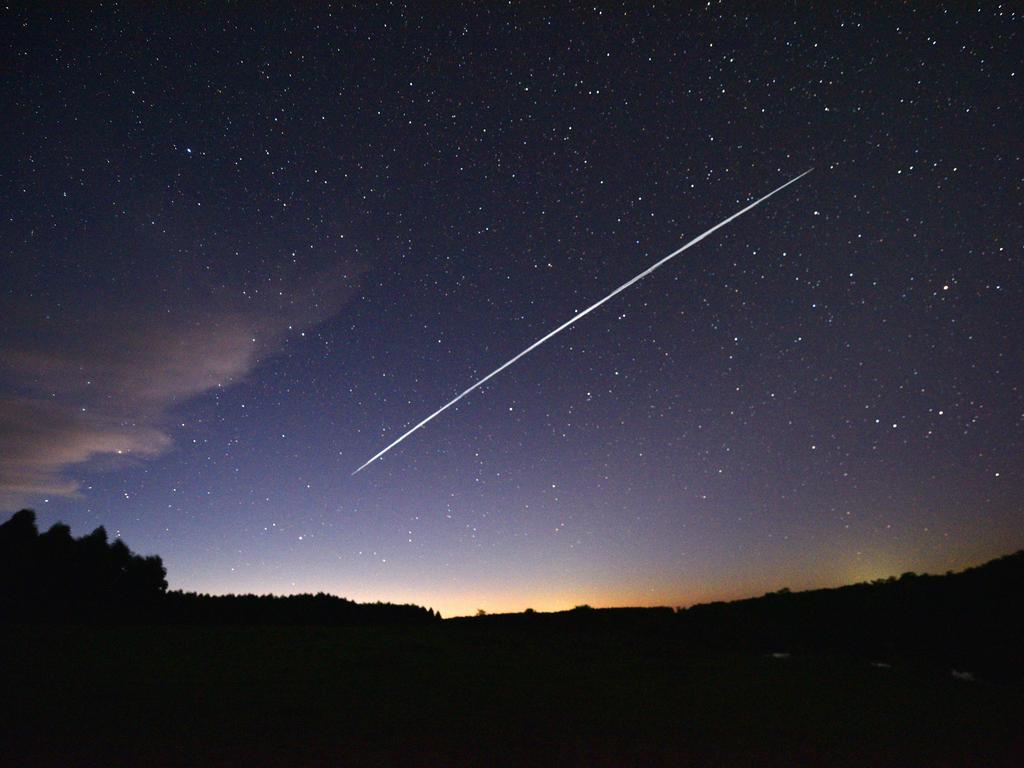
[1, 622, 1021, 766]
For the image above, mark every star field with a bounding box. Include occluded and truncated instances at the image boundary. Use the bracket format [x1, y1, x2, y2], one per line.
[1, 5, 1021, 616]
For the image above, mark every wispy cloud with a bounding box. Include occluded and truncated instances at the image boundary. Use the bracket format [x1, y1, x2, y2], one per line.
[0, 262, 359, 505]
[0, 397, 171, 499]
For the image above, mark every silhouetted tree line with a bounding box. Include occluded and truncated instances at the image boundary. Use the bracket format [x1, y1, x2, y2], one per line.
[160, 591, 438, 626]
[0, 510, 438, 626]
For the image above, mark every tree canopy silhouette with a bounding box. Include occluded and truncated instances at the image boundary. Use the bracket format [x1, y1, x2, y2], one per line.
[0, 509, 167, 622]
[0, 509, 439, 626]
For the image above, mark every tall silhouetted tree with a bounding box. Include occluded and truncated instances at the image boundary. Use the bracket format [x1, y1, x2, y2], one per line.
[0, 509, 167, 623]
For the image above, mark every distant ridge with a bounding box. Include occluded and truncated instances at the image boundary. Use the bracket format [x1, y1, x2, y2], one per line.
[453, 550, 1024, 682]
[673, 549, 1024, 680]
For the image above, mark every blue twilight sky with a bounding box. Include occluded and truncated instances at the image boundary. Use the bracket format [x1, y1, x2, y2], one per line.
[2, 5, 1021, 616]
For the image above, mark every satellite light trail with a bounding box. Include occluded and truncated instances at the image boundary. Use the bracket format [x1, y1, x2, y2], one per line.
[353, 169, 813, 475]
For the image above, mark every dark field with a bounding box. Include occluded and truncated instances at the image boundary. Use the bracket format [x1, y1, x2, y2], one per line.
[2, 622, 1022, 767]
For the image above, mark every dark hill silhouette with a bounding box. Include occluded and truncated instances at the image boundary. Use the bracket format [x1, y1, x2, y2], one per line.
[0, 510, 437, 626]
[455, 551, 1024, 682]
[675, 549, 1024, 681]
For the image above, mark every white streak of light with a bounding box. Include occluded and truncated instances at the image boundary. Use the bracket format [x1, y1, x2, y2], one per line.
[353, 169, 812, 474]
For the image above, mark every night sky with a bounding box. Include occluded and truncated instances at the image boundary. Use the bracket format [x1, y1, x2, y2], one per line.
[2, 5, 1021, 617]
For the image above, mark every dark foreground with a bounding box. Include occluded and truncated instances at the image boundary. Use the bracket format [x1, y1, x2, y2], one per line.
[2, 622, 1021, 767]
